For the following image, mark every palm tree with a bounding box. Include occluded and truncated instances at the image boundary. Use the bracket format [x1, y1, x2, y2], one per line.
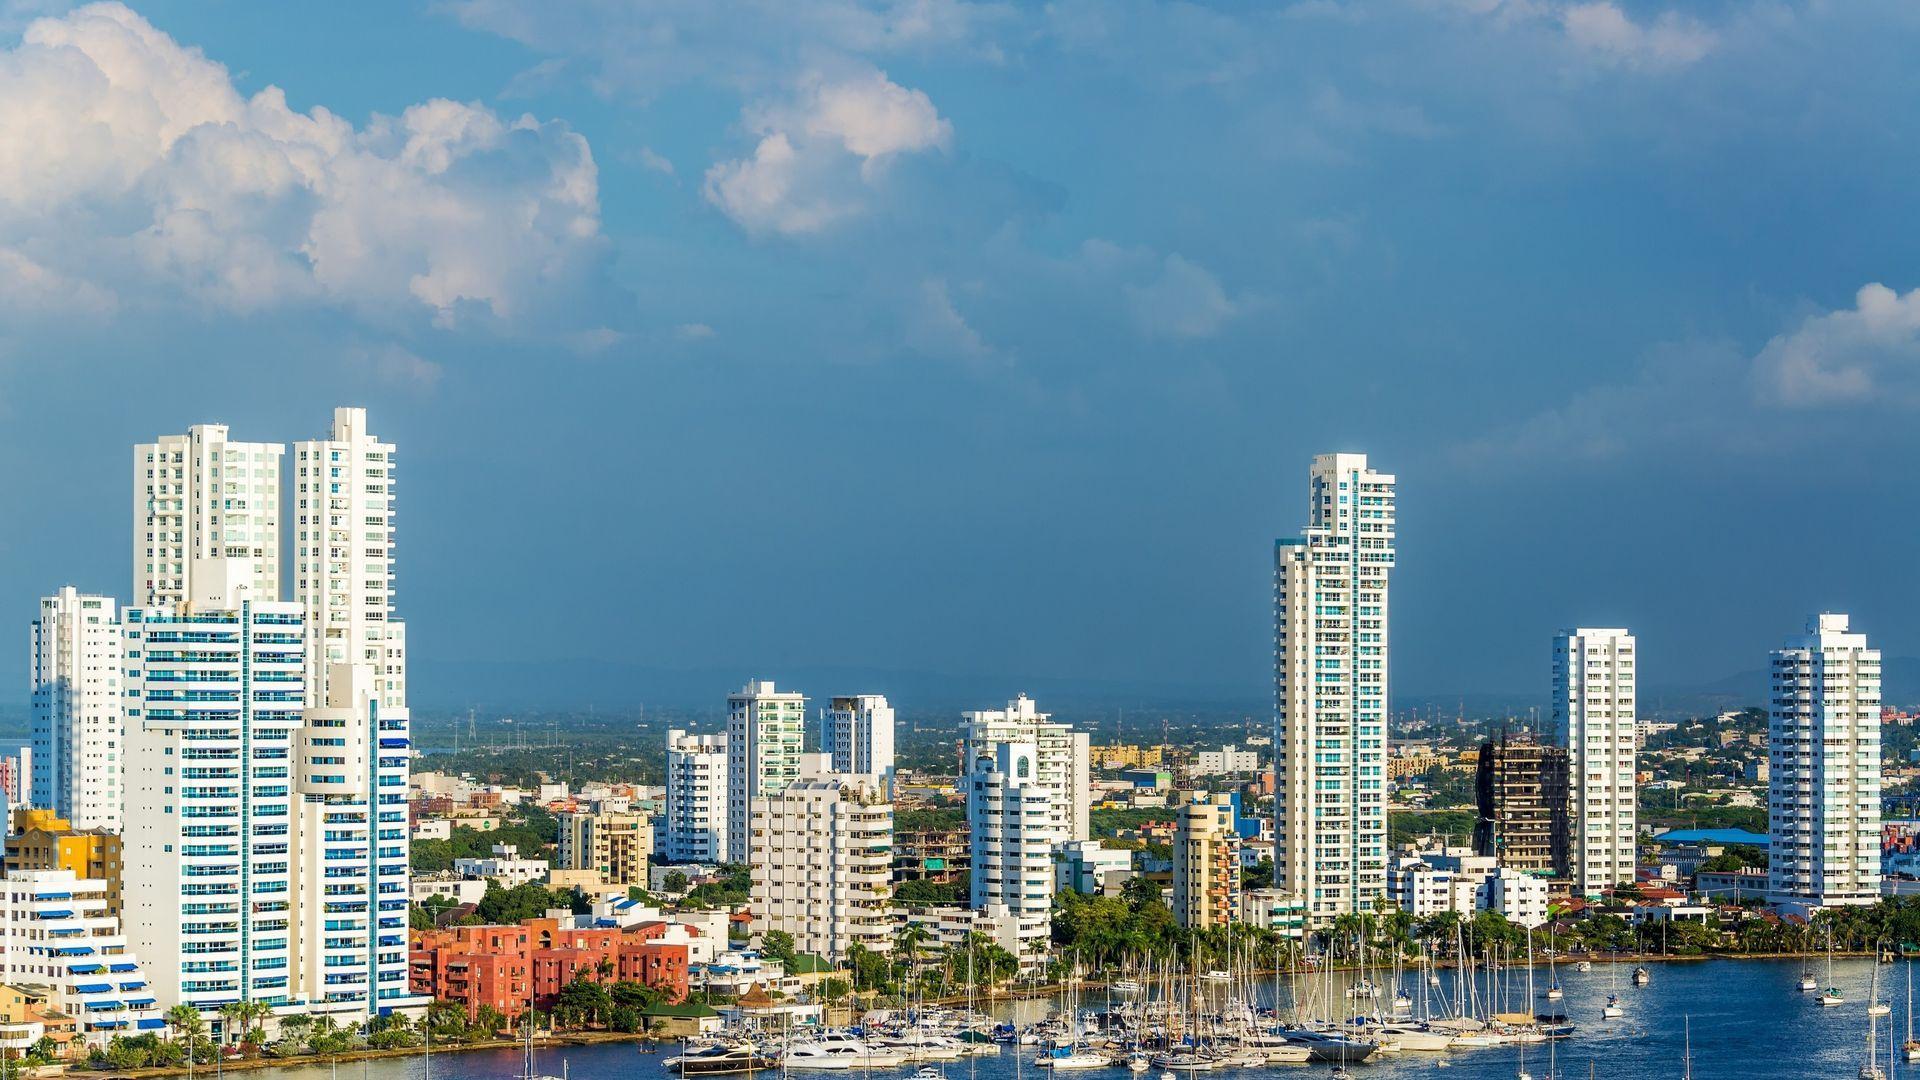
[167, 1005, 204, 1078]
[217, 1002, 249, 1048]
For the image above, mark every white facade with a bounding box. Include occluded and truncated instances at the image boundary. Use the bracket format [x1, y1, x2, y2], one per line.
[1554, 627, 1638, 896]
[725, 681, 805, 864]
[1477, 867, 1549, 929]
[749, 774, 894, 962]
[293, 408, 405, 710]
[1769, 613, 1882, 911]
[29, 587, 123, 829]
[291, 662, 415, 1015]
[825, 694, 895, 778]
[1275, 452, 1395, 926]
[452, 843, 549, 887]
[1386, 849, 1544, 927]
[967, 740, 1054, 966]
[1191, 745, 1260, 777]
[962, 695, 1090, 843]
[665, 729, 728, 863]
[1055, 839, 1133, 895]
[134, 425, 282, 609]
[0, 869, 163, 1046]
[122, 563, 305, 1013]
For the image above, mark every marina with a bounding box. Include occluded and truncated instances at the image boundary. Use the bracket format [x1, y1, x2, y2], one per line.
[210, 957, 1920, 1080]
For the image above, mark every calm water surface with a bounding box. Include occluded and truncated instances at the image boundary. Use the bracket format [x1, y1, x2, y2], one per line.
[254, 958, 1917, 1080]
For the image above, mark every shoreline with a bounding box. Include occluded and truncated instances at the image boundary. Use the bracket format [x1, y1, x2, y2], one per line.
[68, 1031, 666, 1079]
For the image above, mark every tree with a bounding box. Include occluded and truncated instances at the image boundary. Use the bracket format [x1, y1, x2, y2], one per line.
[662, 870, 690, 894]
[762, 929, 801, 972]
[557, 973, 614, 1029]
[817, 977, 851, 1005]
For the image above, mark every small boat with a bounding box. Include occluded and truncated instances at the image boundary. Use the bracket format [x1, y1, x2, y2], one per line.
[1602, 994, 1623, 1020]
[1344, 979, 1381, 1000]
[1109, 980, 1144, 996]
[1392, 991, 1414, 1014]
[1799, 973, 1820, 993]
[1823, 987, 1848, 1007]
[1631, 967, 1650, 986]
[1034, 1049, 1110, 1071]
[1573, 960, 1593, 973]
[1872, 1002, 1893, 1018]
[911, 1069, 944, 1080]
[1148, 1050, 1217, 1072]
[664, 1044, 781, 1075]
[1544, 982, 1564, 1002]
[1199, 970, 1231, 983]
[1125, 1052, 1150, 1073]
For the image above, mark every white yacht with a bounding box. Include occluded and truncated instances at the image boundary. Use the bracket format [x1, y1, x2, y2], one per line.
[784, 1033, 908, 1070]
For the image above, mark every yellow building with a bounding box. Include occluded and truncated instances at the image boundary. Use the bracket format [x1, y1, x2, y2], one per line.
[4, 809, 122, 913]
[1092, 744, 1164, 769]
[556, 810, 652, 888]
[1172, 792, 1240, 930]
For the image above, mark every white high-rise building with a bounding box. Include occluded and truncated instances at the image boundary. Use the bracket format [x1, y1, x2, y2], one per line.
[1769, 613, 1882, 913]
[962, 695, 1090, 843]
[290, 662, 416, 1016]
[1274, 452, 1395, 926]
[824, 694, 895, 778]
[967, 740, 1054, 966]
[750, 774, 894, 962]
[293, 407, 404, 711]
[0, 869, 164, 1047]
[725, 681, 805, 864]
[29, 587, 123, 829]
[134, 425, 283, 609]
[122, 561, 305, 1012]
[1554, 627, 1638, 896]
[665, 729, 728, 864]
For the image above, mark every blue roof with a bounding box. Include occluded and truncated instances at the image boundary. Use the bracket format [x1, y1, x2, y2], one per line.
[1654, 828, 1769, 845]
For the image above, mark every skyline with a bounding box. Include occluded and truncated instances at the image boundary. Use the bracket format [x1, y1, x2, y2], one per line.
[3, 2, 1918, 708]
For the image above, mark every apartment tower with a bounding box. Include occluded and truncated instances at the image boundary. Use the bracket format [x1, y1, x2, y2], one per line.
[750, 774, 894, 962]
[1172, 792, 1241, 929]
[725, 681, 805, 864]
[825, 694, 896, 778]
[133, 425, 282, 608]
[1769, 614, 1882, 912]
[29, 588, 123, 829]
[1274, 452, 1395, 925]
[1553, 627, 1637, 896]
[293, 407, 405, 710]
[664, 729, 728, 864]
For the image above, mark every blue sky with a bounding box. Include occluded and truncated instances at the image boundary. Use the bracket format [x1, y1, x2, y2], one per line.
[1, 0, 1917, 708]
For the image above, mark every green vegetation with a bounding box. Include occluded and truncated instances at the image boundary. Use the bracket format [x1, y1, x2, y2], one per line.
[1388, 809, 1476, 847]
[893, 874, 968, 906]
[895, 806, 967, 833]
[410, 803, 560, 873]
[1089, 807, 1177, 839]
[682, 864, 752, 909]
[1698, 845, 1768, 873]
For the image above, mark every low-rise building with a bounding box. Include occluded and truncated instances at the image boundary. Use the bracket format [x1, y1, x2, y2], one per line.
[0, 870, 163, 1047]
[452, 843, 549, 887]
[1055, 840, 1133, 895]
[410, 916, 691, 1019]
[3, 809, 123, 915]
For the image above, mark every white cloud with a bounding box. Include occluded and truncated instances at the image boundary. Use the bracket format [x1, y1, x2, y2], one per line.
[1456, 282, 1920, 468]
[1559, 2, 1715, 68]
[675, 322, 716, 340]
[703, 69, 951, 236]
[1125, 254, 1238, 340]
[904, 278, 996, 362]
[1755, 283, 1920, 408]
[0, 2, 603, 328]
[343, 342, 443, 389]
[637, 146, 676, 175]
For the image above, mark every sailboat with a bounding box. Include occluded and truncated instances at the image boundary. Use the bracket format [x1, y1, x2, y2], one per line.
[1903, 963, 1920, 1063]
[1823, 928, 1847, 1007]
[1681, 1016, 1693, 1080]
[1870, 960, 1892, 1017]
[1601, 955, 1622, 1020]
[1862, 981, 1888, 1080]
[1799, 939, 1821, 993]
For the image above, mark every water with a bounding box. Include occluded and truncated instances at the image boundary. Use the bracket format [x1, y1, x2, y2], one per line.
[244, 958, 1914, 1080]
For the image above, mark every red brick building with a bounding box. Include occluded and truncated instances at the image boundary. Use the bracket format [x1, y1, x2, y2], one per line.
[411, 917, 691, 1019]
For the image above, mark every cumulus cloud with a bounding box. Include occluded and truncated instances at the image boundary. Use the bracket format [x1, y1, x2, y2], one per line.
[1456, 282, 1920, 468]
[703, 69, 952, 235]
[1126, 255, 1239, 340]
[0, 3, 603, 328]
[1560, 2, 1715, 68]
[1755, 283, 1920, 408]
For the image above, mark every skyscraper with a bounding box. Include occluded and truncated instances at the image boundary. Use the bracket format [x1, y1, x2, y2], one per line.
[725, 681, 805, 864]
[1172, 792, 1240, 929]
[292, 408, 405, 710]
[967, 740, 1054, 965]
[1553, 627, 1637, 896]
[1473, 729, 1570, 879]
[1274, 452, 1395, 925]
[824, 694, 895, 778]
[664, 729, 728, 863]
[133, 425, 283, 608]
[961, 694, 1090, 843]
[122, 561, 305, 1012]
[1769, 613, 1882, 913]
[29, 587, 123, 829]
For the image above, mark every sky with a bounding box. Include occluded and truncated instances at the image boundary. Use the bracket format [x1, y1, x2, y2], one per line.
[1, 0, 1918, 710]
